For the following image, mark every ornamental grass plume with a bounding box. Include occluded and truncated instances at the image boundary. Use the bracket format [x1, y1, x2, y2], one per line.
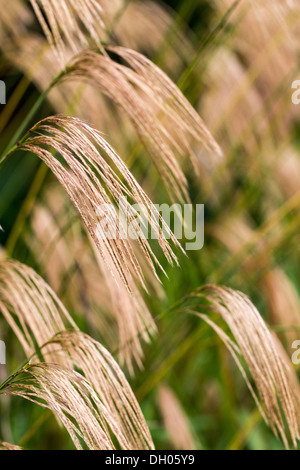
[0, 259, 77, 362]
[29, 0, 122, 64]
[65, 48, 222, 202]
[16, 115, 181, 291]
[192, 285, 300, 448]
[1, 362, 147, 450]
[42, 330, 155, 449]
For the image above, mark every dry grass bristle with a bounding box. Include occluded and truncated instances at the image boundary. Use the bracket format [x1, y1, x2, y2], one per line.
[41, 330, 155, 449]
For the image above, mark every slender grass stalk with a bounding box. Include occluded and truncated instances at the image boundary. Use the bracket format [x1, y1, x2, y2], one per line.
[178, 0, 242, 92]
[0, 71, 65, 165]
[5, 163, 48, 257]
[18, 410, 52, 447]
[227, 409, 261, 450]
[5, 82, 88, 257]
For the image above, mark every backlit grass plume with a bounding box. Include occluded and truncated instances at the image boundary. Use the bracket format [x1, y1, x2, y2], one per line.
[0, 259, 77, 362]
[42, 331, 155, 449]
[0, 262, 155, 449]
[14, 115, 180, 291]
[64, 48, 222, 202]
[28, 194, 156, 372]
[0, 362, 152, 450]
[192, 285, 300, 448]
[29, 0, 122, 64]
[0, 254, 155, 374]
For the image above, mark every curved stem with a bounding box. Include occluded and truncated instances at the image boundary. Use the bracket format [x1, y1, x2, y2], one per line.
[4, 80, 87, 257]
[5, 163, 49, 257]
[0, 71, 65, 166]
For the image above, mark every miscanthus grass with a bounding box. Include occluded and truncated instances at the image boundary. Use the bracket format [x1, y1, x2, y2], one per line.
[1, 0, 300, 450]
